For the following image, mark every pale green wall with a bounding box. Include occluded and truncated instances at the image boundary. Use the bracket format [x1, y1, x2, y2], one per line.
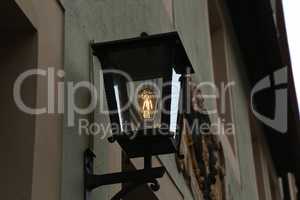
[60, 0, 259, 200]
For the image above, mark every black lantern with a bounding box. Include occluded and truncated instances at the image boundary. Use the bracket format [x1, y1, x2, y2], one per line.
[84, 32, 194, 199]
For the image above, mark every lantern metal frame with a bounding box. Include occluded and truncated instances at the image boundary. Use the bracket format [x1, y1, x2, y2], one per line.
[84, 32, 194, 200]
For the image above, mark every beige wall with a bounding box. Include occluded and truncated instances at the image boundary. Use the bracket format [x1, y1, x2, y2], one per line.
[0, 1, 282, 200]
[59, 0, 263, 199]
[29, 1, 64, 200]
[0, 1, 64, 200]
[0, 20, 37, 200]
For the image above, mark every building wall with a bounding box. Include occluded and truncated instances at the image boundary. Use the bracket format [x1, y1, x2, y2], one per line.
[58, 0, 187, 199]
[1, 0, 280, 200]
[8, 1, 64, 200]
[0, 3, 37, 198]
[220, 7, 259, 199]
[58, 0, 262, 200]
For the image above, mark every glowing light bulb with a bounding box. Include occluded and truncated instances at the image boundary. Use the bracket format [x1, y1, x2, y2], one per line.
[138, 87, 157, 120]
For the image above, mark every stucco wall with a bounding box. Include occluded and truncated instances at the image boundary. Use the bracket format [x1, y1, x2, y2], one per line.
[59, 0, 196, 199]
[13, 1, 64, 200]
[0, 0, 267, 200]
[59, 0, 260, 200]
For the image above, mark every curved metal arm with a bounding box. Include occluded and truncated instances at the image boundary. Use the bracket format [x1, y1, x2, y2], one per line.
[111, 178, 160, 200]
[84, 149, 165, 200]
[111, 183, 143, 200]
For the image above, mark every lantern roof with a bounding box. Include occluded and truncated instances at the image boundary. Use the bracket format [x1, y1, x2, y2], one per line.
[92, 32, 194, 80]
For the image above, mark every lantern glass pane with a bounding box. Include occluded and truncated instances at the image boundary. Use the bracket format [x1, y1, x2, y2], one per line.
[170, 70, 181, 133]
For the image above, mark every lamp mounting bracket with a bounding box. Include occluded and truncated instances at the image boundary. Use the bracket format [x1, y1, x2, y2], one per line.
[84, 149, 165, 200]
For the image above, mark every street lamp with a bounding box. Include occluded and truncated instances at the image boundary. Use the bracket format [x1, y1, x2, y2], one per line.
[84, 32, 194, 200]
